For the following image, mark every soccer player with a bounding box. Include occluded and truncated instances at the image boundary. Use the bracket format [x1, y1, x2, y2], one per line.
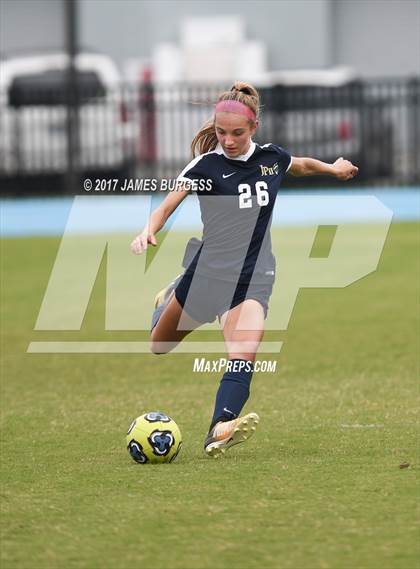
[131, 82, 358, 458]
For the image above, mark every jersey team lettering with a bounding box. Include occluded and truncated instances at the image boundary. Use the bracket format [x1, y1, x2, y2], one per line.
[260, 163, 279, 176]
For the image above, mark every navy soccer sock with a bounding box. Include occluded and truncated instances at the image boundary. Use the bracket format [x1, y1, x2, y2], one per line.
[210, 359, 254, 430]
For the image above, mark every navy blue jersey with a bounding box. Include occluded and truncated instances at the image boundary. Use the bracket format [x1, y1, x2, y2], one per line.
[177, 141, 292, 284]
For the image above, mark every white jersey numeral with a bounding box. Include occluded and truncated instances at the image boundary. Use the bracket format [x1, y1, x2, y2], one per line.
[238, 181, 269, 209]
[238, 183, 252, 209]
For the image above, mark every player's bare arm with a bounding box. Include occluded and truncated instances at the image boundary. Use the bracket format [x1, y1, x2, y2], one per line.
[131, 184, 191, 254]
[289, 156, 358, 180]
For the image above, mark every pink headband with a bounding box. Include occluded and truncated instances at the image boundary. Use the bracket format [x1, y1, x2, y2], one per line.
[215, 100, 256, 122]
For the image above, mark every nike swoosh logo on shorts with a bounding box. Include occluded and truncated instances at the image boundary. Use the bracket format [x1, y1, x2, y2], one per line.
[222, 173, 236, 178]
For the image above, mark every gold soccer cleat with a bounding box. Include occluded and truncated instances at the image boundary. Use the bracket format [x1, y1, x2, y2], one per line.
[204, 412, 260, 458]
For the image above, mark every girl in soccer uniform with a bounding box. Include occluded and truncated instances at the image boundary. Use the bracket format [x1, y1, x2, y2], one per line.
[131, 82, 358, 457]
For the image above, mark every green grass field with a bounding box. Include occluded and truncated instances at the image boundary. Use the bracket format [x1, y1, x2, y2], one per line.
[1, 222, 419, 569]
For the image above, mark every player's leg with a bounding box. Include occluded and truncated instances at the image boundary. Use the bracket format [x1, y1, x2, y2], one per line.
[204, 299, 265, 457]
[221, 298, 265, 362]
[150, 294, 202, 354]
[150, 273, 183, 332]
[150, 236, 203, 332]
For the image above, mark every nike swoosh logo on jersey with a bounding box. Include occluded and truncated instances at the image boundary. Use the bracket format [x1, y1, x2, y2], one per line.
[222, 172, 236, 178]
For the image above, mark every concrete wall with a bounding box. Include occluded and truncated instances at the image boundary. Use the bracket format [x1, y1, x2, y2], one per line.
[78, 0, 332, 71]
[331, 0, 420, 77]
[1, 0, 419, 77]
[0, 0, 64, 56]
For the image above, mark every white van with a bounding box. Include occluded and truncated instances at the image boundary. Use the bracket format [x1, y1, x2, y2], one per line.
[0, 51, 133, 176]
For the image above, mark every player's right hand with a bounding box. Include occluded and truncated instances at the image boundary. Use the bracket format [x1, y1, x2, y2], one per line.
[130, 232, 157, 254]
[333, 157, 358, 181]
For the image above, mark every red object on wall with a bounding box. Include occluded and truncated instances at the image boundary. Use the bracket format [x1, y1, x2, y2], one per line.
[138, 67, 156, 163]
[338, 120, 352, 140]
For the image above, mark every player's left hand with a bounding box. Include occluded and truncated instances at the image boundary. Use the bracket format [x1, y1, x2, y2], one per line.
[333, 157, 359, 181]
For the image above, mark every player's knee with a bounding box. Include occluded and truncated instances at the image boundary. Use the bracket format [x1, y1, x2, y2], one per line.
[150, 343, 166, 355]
[226, 340, 259, 359]
[150, 330, 166, 355]
[149, 338, 167, 355]
[150, 332, 177, 355]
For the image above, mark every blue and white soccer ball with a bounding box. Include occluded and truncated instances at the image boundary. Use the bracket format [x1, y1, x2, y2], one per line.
[126, 412, 182, 464]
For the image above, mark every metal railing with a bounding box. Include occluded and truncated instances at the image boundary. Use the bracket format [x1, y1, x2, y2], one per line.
[1, 77, 419, 194]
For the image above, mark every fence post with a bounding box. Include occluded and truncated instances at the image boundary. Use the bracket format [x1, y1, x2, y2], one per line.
[138, 67, 156, 177]
[408, 77, 420, 184]
[64, 0, 80, 195]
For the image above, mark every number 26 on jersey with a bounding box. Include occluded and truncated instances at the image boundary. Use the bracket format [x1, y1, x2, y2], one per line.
[238, 181, 269, 209]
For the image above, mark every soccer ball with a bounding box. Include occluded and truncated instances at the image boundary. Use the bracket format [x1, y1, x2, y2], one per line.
[126, 412, 182, 464]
